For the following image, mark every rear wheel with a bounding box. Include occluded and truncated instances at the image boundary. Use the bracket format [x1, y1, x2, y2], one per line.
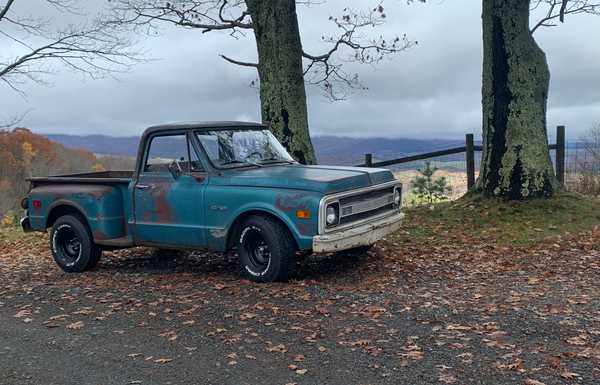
[236, 215, 296, 282]
[50, 215, 101, 273]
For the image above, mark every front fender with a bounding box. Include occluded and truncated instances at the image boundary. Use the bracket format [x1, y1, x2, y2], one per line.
[204, 186, 322, 251]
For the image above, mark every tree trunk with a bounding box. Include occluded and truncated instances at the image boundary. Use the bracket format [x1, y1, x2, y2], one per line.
[477, 0, 557, 199]
[245, 0, 316, 164]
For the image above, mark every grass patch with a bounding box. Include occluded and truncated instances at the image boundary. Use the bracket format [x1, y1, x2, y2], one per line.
[396, 192, 600, 247]
[0, 225, 42, 244]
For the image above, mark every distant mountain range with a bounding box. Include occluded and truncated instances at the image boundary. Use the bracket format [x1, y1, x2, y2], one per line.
[45, 133, 466, 166]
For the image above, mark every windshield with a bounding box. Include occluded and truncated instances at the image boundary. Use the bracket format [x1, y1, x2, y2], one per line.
[196, 129, 295, 168]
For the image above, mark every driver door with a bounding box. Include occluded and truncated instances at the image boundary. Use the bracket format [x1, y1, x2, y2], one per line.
[133, 131, 207, 247]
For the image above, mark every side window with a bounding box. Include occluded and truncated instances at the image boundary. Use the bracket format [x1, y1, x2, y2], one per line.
[144, 134, 188, 173]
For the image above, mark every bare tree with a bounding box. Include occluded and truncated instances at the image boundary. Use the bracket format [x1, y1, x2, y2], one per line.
[477, 0, 598, 199]
[109, 0, 413, 164]
[0, 0, 139, 96]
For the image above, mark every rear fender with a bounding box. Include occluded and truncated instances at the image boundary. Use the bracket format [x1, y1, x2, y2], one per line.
[30, 184, 126, 241]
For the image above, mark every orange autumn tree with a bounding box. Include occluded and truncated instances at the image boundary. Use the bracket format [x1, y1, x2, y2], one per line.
[0, 128, 98, 216]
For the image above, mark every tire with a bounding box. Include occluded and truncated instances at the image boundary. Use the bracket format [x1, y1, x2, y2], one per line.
[50, 215, 102, 273]
[236, 215, 296, 283]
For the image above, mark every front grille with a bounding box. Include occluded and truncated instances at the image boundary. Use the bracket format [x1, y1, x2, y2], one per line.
[336, 185, 397, 227]
[339, 203, 395, 225]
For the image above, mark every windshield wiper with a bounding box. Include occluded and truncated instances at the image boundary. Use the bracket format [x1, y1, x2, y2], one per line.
[259, 158, 295, 165]
[220, 159, 263, 168]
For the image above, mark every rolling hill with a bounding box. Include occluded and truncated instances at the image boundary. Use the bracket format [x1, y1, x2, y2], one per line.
[45, 133, 465, 166]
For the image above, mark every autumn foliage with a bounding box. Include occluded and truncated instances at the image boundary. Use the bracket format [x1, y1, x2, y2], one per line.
[0, 128, 102, 216]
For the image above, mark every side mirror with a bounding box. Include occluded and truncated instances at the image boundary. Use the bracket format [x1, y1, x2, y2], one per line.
[168, 159, 183, 179]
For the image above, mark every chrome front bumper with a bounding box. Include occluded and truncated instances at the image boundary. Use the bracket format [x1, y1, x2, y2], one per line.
[312, 212, 404, 253]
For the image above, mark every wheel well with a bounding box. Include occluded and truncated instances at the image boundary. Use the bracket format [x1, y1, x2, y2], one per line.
[226, 210, 298, 251]
[46, 205, 88, 230]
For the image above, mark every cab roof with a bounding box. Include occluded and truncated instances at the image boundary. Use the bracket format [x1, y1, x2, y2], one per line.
[144, 121, 266, 136]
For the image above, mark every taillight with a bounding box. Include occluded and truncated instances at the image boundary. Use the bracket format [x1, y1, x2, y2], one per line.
[32, 199, 42, 209]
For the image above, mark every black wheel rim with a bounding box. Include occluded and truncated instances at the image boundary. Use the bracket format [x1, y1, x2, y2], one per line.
[242, 227, 271, 275]
[54, 226, 82, 266]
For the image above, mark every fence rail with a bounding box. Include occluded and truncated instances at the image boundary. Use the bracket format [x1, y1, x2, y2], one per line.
[358, 125, 566, 190]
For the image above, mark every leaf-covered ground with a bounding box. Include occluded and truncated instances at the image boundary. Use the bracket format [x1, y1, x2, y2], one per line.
[1, 193, 600, 385]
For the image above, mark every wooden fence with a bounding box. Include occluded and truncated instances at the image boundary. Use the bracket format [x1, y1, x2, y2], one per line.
[358, 125, 566, 189]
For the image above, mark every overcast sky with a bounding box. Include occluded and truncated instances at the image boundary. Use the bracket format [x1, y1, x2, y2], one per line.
[1, 0, 599, 141]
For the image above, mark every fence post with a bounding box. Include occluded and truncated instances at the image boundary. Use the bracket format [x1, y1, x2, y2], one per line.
[556, 125, 565, 186]
[465, 133, 475, 190]
[365, 153, 373, 167]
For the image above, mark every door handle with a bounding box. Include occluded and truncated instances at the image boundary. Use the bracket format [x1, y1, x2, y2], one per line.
[136, 184, 150, 190]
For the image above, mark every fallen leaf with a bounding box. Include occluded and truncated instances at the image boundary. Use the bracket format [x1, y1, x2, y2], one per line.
[266, 343, 287, 353]
[560, 371, 580, 379]
[439, 373, 457, 384]
[524, 379, 546, 385]
[154, 358, 172, 364]
[14, 310, 30, 318]
[295, 368, 308, 375]
[66, 321, 84, 330]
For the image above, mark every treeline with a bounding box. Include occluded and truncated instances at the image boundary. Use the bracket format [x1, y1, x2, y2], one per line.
[0, 128, 133, 217]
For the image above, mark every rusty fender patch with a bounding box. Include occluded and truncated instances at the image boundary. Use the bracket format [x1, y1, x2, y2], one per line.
[274, 193, 309, 213]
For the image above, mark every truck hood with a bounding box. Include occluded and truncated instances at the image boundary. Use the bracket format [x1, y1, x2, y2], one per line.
[212, 164, 396, 194]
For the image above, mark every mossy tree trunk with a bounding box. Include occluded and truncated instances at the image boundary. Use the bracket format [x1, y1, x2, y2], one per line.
[477, 0, 558, 199]
[245, 0, 316, 164]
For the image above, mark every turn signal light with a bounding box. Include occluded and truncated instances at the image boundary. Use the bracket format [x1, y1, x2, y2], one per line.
[296, 210, 311, 219]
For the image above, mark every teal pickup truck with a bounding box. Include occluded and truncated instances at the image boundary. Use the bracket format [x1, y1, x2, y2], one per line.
[21, 122, 403, 282]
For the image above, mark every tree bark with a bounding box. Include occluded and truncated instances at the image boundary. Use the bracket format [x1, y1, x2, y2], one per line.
[245, 0, 316, 164]
[477, 0, 558, 199]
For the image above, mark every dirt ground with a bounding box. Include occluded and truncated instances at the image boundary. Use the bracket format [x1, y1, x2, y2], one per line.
[1, 214, 600, 385]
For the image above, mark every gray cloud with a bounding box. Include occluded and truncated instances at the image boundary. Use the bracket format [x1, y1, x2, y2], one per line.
[1, 0, 598, 141]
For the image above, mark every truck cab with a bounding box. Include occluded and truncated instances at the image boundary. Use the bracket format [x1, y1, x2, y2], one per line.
[22, 121, 404, 282]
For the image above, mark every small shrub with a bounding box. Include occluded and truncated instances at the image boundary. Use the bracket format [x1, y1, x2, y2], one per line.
[410, 162, 452, 205]
[1, 211, 18, 227]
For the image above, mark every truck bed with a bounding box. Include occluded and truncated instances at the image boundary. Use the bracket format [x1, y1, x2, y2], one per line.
[27, 171, 133, 186]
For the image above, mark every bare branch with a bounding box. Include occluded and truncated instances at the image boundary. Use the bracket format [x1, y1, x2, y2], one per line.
[531, 0, 600, 34]
[1, 2, 142, 94]
[0, 108, 31, 129]
[0, 0, 16, 23]
[302, 2, 416, 100]
[220, 54, 258, 68]
[560, 0, 569, 21]
[109, 0, 252, 35]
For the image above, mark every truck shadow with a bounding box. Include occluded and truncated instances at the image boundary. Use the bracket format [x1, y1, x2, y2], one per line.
[97, 246, 381, 283]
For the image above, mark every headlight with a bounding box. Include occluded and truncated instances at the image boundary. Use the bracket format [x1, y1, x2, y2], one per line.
[326, 203, 339, 227]
[393, 187, 401, 209]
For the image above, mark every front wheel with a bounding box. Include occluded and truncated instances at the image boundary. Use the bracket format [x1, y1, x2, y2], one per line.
[236, 215, 296, 283]
[50, 215, 101, 273]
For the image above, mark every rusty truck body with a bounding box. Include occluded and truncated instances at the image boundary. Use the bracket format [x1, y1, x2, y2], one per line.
[21, 122, 404, 282]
